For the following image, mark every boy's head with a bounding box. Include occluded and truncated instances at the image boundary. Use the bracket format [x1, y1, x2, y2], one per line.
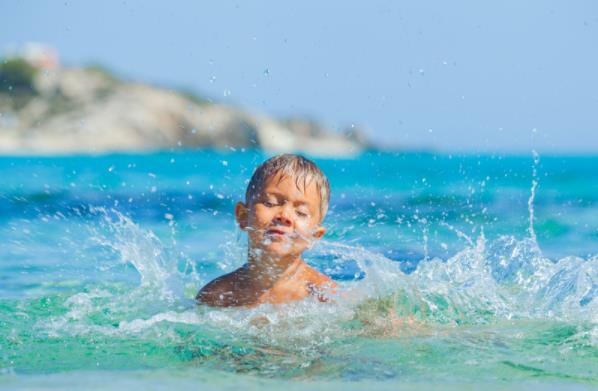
[235, 154, 330, 259]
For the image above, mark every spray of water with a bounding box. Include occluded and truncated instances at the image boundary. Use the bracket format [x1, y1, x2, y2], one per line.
[527, 150, 540, 243]
[38, 185, 597, 350]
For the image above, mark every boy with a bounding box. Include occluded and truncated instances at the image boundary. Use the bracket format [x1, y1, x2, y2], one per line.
[196, 154, 336, 307]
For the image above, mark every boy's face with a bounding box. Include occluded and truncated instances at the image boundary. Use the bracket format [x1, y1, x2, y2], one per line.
[235, 173, 326, 259]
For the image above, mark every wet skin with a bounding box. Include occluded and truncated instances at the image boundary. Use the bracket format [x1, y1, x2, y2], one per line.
[196, 173, 336, 307]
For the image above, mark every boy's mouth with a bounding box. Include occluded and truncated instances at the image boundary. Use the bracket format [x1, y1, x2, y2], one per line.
[265, 228, 289, 237]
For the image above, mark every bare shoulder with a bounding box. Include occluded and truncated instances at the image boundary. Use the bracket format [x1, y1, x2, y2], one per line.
[196, 268, 244, 306]
[303, 263, 337, 292]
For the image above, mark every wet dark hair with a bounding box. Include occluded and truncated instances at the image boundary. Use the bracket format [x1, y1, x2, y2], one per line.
[245, 154, 330, 221]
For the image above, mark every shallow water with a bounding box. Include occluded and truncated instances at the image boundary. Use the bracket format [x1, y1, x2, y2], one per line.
[1, 151, 597, 389]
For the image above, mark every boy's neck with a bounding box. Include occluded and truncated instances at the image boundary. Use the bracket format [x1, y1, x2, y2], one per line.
[246, 250, 303, 288]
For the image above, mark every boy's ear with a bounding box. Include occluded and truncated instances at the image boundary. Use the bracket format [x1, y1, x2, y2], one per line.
[312, 226, 326, 239]
[235, 202, 249, 230]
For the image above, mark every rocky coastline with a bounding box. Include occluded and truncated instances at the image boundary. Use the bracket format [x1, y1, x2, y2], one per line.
[0, 57, 370, 156]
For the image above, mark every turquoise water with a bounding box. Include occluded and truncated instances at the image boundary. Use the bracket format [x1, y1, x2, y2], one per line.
[1, 151, 597, 390]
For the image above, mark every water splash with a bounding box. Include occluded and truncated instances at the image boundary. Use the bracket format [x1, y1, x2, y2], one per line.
[311, 233, 597, 326]
[85, 207, 198, 302]
[69, 208, 598, 331]
[25, 203, 596, 356]
[4, 207, 595, 385]
[527, 150, 540, 243]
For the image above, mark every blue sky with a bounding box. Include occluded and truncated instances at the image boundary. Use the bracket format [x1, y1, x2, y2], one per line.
[1, 0, 597, 152]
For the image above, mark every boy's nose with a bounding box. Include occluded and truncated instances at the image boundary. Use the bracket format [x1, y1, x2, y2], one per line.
[273, 207, 293, 226]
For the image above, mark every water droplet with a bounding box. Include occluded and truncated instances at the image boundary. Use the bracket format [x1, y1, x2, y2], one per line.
[221, 160, 228, 166]
[263, 68, 270, 77]
[209, 75, 216, 83]
[191, 128, 197, 134]
[223, 89, 231, 97]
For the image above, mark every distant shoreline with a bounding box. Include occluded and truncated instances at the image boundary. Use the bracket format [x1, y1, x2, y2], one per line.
[0, 58, 370, 157]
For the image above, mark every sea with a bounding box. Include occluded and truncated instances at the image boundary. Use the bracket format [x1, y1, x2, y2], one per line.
[0, 150, 596, 390]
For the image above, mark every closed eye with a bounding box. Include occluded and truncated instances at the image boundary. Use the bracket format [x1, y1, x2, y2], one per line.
[296, 210, 309, 217]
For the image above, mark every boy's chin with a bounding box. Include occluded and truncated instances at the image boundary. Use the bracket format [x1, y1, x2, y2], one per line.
[254, 241, 304, 258]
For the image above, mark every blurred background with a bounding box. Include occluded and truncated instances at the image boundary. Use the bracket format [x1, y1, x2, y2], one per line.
[1, 0, 597, 155]
[2, 2, 598, 385]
